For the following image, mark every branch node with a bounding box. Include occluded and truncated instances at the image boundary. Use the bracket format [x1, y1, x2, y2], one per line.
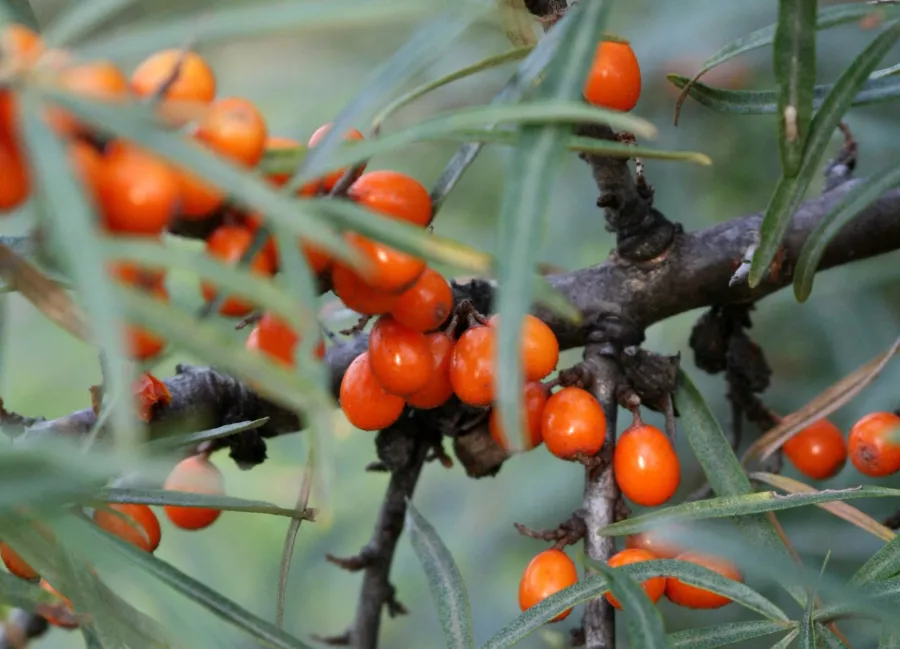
[325, 548, 377, 572]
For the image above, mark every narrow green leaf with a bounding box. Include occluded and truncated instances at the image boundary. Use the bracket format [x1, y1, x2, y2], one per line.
[772, 629, 801, 649]
[601, 486, 900, 535]
[851, 534, 900, 584]
[406, 502, 474, 649]
[816, 577, 900, 619]
[819, 624, 852, 649]
[144, 418, 270, 451]
[115, 284, 332, 415]
[0, 569, 58, 611]
[91, 487, 309, 519]
[794, 162, 900, 300]
[39, 90, 357, 270]
[668, 621, 793, 649]
[773, 0, 817, 176]
[495, 0, 537, 47]
[750, 20, 900, 287]
[2, 0, 38, 29]
[42, 0, 138, 46]
[673, 369, 806, 605]
[276, 446, 315, 628]
[872, 61, 900, 79]
[797, 586, 816, 649]
[880, 626, 900, 649]
[668, 73, 900, 114]
[19, 93, 138, 451]
[373, 46, 533, 132]
[75, 0, 468, 58]
[591, 563, 667, 649]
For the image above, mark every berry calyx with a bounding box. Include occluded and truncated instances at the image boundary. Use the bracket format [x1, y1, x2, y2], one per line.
[783, 419, 847, 480]
[306, 123, 366, 193]
[93, 503, 161, 552]
[390, 267, 453, 333]
[130, 50, 216, 103]
[194, 97, 268, 167]
[541, 387, 606, 459]
[449, 324, 496, 407]
[518, 549, 578, 623]
[201, 225, 277, 317]
[339, 352, 406, 431]
[331, 264, 399, 315]
[848, 411, 900, 477]
[614, 421, 680, 506]
[488, 314, 559, 381]
[368, 315, 434, 396]
[666, 552, 742, 609]
[406, 332, 455, 410]
[489, 381, 549, 452]
[348, 170, 432, 227]
[605, 548, 666, 610]
[1, 542, 38, 580]
[162, 455, 224, 530]
[583, 41, 641, 112]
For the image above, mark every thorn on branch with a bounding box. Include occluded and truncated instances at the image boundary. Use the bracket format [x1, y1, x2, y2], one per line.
[384, 584, 409, 617]
[514, 512, 587, 550]
[326, 549, 377, 572]
[311, 631, 351, 646]
[235, 311, 261, 330]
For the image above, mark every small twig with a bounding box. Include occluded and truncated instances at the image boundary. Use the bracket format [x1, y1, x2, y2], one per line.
[326, 549, 377, 572]
[235, 311, 262, 330]
[513, 512, 587, 550]
[311, 631, 351, 646]
[339, 314, 372, 337]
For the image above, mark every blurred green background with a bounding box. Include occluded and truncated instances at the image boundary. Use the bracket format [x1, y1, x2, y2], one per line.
[3, 0, 900, 646]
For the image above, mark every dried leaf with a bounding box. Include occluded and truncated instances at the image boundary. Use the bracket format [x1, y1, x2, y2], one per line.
[133, 373, 172, 423]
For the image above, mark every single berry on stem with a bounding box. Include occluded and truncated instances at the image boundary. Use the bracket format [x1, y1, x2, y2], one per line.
[848, 411, 900, 477]
[583, 40, 642, 111]
[93, 503, 161, 552]
[130, 49, 216, 103]
[339, 352, 406, 431]
[163, 455, 224, 530]
[541, 387, 606, 460]
[406, 332, 455, 410]
[344, 231, 426, 293]
[488, 314, 559, 381]
[783, 418, 847, 480]
[518, 549, 578, 622]
[605, 548, 667, 610]
[194, 97, 268, 167]
[367, 315, 434, 396]
[348, 170, 432, 227]
[449, 324, 496, 407]
[614, 415, 680, 506]
[390, 267, 453, 333]
[489, 381, 549, 452]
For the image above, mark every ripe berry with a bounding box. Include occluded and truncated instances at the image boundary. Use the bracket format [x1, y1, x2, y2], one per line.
[614, 422, 680, 506]
[98, 142, 179, 235]
[488, 314, 559, 381]
[783, 419, 847, 480]
[109, 262, 167, 360]
[406, 332, 455, 410]
[250, 311, 325, 366]
[605, 549, 666, 610]
[348, 170, 431, 227]
[1, 24, 43, 64]
[49, 60, 129, 136]
[345, 231, 426, 293]
[69, 140, 103, 201]
[666, 552, 742, 609]
[449, 324, 496, 407]
[1, 542, 38, 580]
[176, 166, 223, 219]
[367, 315, 433, 396]
[163, 455, 224, 530]
[541, 387, 606, 459]
[625, 530, 683, 559]
[331, 264, 399, 315]
[390, 268, 453, 333]
[518, 549, 578, 622]
[93, 503, 161, 552]
[40, 580, 79, 628]
[201, 225, 277, 317]
[583, 41, 641, 112]
[307, 123, 366, 193]
[194, 97, 268, 167]
[339, 352, 405, 431]
[130, 50, 216, 103]
[489, 381, 548, 452]
[0, 134, 29, 211]
[848, 411, 900, 477]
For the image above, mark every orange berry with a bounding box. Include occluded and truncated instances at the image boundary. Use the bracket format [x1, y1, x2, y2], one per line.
[0, 134, 29, 211]
[109, 262, 168, 361]
[345, 231, 426, 293]
[201, 225, 277, 317]
[0, 542, 38, 580]
[848, 411, 900, 477]
[666, 552, 742, 609]
[368, 315, 433, 396]
[541, 387, 606, 459]
[69, 140, 103, 201]
[390, 268, 453, 332]
[449, 324, 496, 407]
[49, 60, 129, 136]
[40, 580, 79, 629]
[93, 503, 161, 552]
[518, 549, 578, 622]
[162, 455, 224, 530]
[331, 263, 399, 316]
[783, 419, 847, 480]
[1, 24, 43, 63]
[130, 50, 216, 103]
[339, 352, 406, 431]
[194, 97, 267, 167]
[307, 123, 366, 193]
[488, 314, 559, 381]
[348, 170, 432, 227]
[489, 381, 549, 452]
[249, 311, 325, 366]
[605, 548, 666, 610]
[614, 423, 680, 507]
[583, 41, 641, 112]
[98, 142, 179, 235]
[625, 530, 683, 559]
[406, 332, 455, 410]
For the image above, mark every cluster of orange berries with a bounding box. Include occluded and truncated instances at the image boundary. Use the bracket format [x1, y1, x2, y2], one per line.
[0, 454, 225, 628]
[519, 532, 743, 621]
